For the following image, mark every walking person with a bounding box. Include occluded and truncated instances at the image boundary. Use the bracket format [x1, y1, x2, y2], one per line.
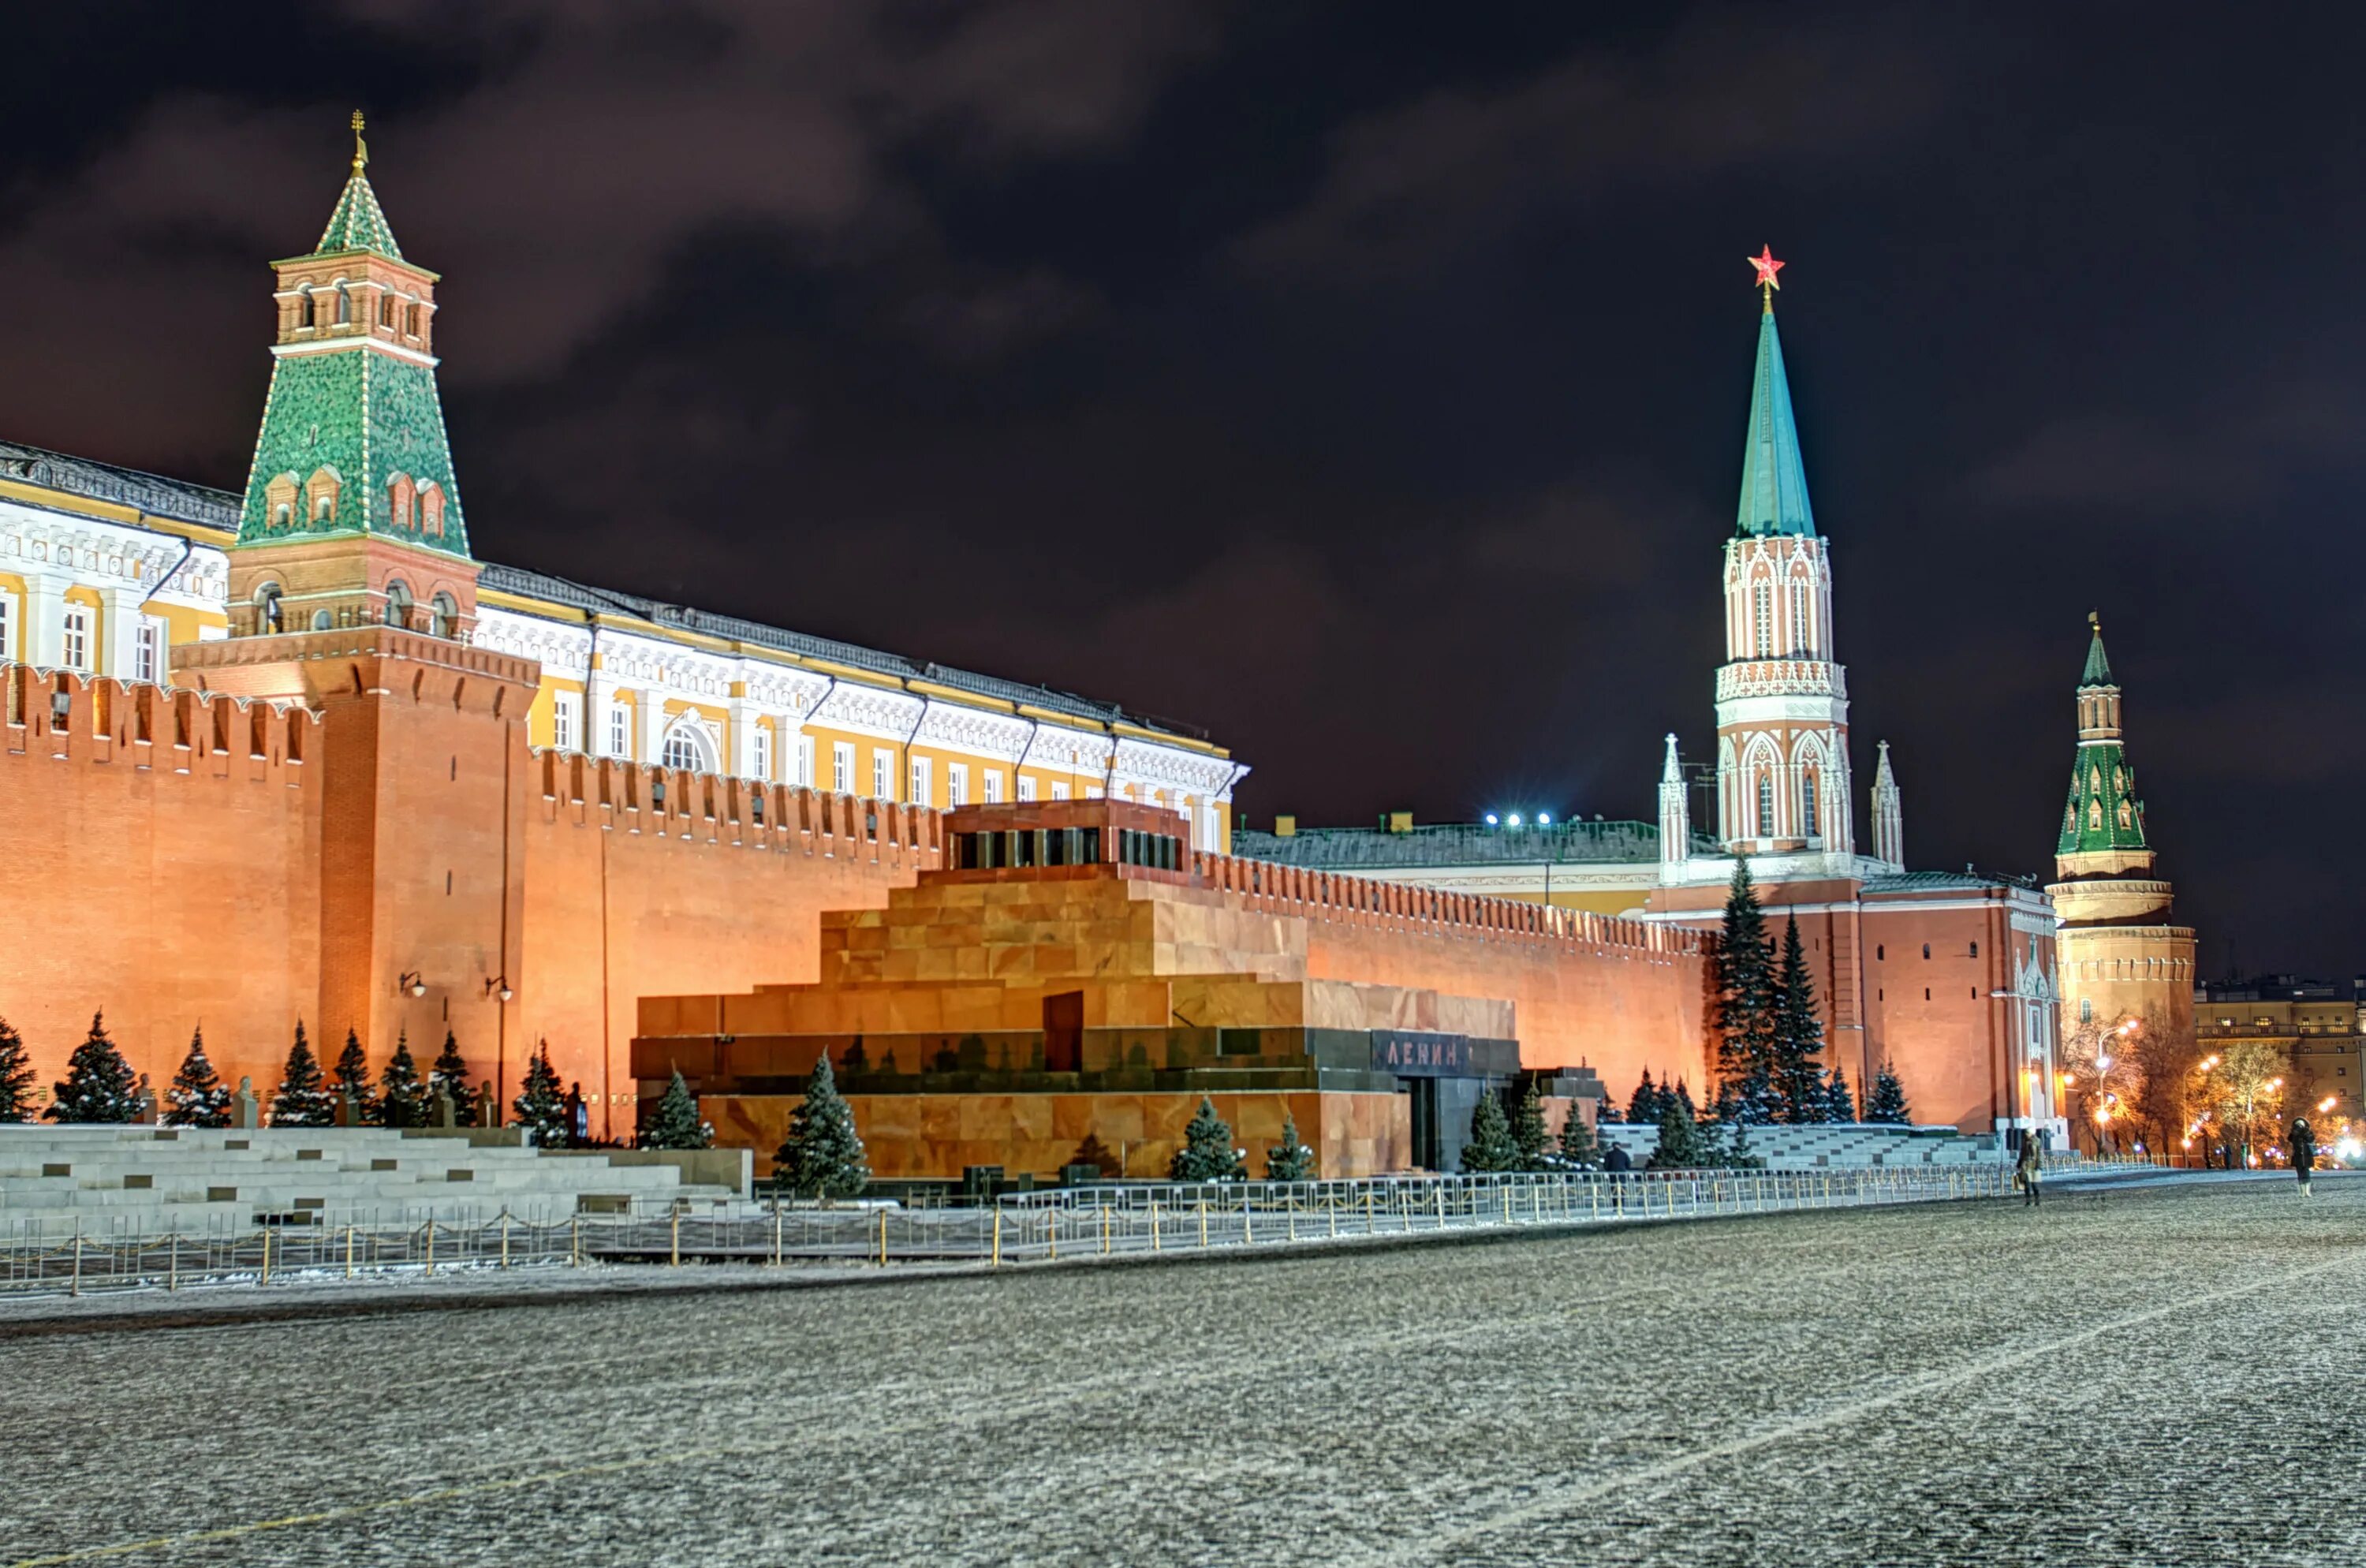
[2290, 1117, 2316, 1198]
[2016, 1129, 2044, 1208]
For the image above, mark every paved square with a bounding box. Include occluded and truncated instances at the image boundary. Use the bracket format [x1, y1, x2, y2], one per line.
[3, 1176, 2360, 1566]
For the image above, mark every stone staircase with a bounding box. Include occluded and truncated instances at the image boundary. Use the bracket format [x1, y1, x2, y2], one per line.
[0, 1125, 747, 1238]
[1599, 1122, 2004, 1169]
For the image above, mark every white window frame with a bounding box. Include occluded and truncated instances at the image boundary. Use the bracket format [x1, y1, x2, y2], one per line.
[832, 741, 854, 794]
[872, 749, 892, 802]
[61, 608, 89, 672]
[909, 756, 932, 808]
[132, 617, 162, 684]
[946, 763, 968, 807]
[796, 734, 815, 789]
[608, 704, 631, 760]
[0, 589, 15, 663]
[551, 691, 580, 753]
[1052, 781, 1071, 801]
[752, 724, 773, 782]
[1017, 775, 1036, 802]
[983, 769, 1002, 805]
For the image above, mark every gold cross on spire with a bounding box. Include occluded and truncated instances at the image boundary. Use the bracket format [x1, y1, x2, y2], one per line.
[351, 110, 368, 174]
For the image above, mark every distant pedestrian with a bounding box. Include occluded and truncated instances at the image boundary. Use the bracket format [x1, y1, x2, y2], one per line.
[566, 1081, 588, 1148]
[2290, 1118, 2316, 1197]
[2016, 1131, 2043, 1208]
[1605, 1143, 1633, 1182]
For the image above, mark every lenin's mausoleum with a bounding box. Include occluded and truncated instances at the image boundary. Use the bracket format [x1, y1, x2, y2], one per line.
[0, 140, 2191, 1173]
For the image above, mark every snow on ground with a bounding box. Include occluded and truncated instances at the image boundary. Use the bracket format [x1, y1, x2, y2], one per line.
[2, 1173, 2360, 1566]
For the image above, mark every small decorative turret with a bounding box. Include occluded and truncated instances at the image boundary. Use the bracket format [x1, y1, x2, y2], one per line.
[1871, 740, 1904, 869]
[2056, 613, 2148, 868]
[1658, 733, 1690, 872]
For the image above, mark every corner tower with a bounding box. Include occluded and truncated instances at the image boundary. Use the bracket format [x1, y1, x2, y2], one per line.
[1711, 249, 1853, 868]
[2045, 616, 2195, 1036]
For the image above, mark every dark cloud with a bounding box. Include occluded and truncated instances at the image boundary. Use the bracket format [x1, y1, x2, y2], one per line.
[0, 1, 2360, 973]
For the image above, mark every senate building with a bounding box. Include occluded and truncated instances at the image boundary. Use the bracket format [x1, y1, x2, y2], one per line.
[0, 131, 2177, 1169]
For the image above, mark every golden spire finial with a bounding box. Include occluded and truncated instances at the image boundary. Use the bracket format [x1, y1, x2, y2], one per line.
[351, 110, 368, 174]
[2088, 610, 2100, 632]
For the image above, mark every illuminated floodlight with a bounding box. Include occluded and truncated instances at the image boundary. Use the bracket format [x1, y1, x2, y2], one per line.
[1506, 813, 1524, 827]
[1483, 813, 1499, 827]
[2319, 1096, 2338, 1113]
[1536, 812, 1552, 826]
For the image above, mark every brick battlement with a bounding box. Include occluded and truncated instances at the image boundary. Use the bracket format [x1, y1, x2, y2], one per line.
[1192, 849, 1705, 963]
[530, 746, 946, 870]
[2, 663, 317, 776]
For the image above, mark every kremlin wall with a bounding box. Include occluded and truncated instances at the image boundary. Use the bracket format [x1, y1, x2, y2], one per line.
[0, 137, 2200, 1172]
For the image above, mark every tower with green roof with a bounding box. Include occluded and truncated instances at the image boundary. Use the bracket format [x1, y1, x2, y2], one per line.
[1700, 248, 1856, 871]
[2046, 615, 2196, 1037]
[223, 112, 477, 644]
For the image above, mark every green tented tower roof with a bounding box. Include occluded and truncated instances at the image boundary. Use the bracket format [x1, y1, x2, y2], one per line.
[1736, 304, 1816, 538]
[2080, 621, 2114, 688]
[311, 169, 403, 260]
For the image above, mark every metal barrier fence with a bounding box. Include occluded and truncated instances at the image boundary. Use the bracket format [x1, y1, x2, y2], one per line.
[0, 1165, 2008, 1300]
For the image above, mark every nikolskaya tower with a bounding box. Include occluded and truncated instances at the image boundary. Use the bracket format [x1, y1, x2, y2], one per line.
[1659, 247, 1903, 886]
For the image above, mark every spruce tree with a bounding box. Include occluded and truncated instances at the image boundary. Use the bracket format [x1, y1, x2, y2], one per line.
[1651, 1089, 1704, 1170]
[1771, 916, 1828, 1122]
[1264, 1112, 1315, 1182]
[1557, 1103, 1599, 1167]
[1510, 1079, 1554, 1170]
[331, 1029, 379, 1126]
[427, 1030, 472, 1118]
[1825, 1063, 1857, 1124]
[776, 1052, 871, 1200]
[1714, 860, 1779, 1122]
[271, 1021, 334, 1127]
[1461, 1089, 1517, 1174]
[1628, 1069, 1662, 1129]
[1170, 1096, 1245, 1182]
[46, 1012, 137, 1123]
[1865, 1060, 1912, 1125]
[510, 1040, 569, 1146]
[377, 1031, 427, 1129]
[642, 1068, 713, 1150]
[0, 1017, 35, 1124]
[164, 1027, 231, 1128]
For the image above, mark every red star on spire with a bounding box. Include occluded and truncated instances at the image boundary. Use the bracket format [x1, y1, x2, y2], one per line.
[1748, 245, 1784, 293]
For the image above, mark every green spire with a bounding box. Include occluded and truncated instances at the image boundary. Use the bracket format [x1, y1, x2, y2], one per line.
[1736, 303, 1816, 538]
[2080, 613, 2114, 688]
[2057, 619, 2147, 859]
[312, 113, 402, 259]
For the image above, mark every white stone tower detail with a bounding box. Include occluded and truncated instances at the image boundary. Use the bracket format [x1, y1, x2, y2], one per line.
[1658, 733, 1690, 876]
[1870, 739, 1904, 870]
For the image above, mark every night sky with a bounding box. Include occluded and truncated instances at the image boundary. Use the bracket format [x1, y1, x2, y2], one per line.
[2, 4, 2358, 976]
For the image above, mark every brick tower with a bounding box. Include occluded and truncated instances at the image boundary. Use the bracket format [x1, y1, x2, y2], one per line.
[2046, 617, 2196, 1037]
[1711, 251, 1853, 868]
[174, 117, 540, 1082]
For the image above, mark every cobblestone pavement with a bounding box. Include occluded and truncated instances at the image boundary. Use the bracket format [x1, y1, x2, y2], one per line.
[3, 1174, 2360, 1566]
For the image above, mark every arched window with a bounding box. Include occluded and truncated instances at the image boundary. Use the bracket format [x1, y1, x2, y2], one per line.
[418, 483, 445, 539]
[378, 293, 394, 329]
[334, 283, 351, 325]
[2088, 800, 2103, 831]
[388, 473, 415, 530]
[660, 719, 715, 774]
[406, 302, 422, 337]
[297, 288, 315, 329]
[312, 609, 332, 631]
[1756, 772, 1774, 837]
[1801, 771, 1819, 836]
[2063, 804, 2077, 837]
[1752, 580, 1773, 657]
[2117, 801, 2133, 830]
[254, 582, 284, 635]
[429, 592, 457, 640]
[383, 579, 413, 630]
[1789, 581, 1809, 655]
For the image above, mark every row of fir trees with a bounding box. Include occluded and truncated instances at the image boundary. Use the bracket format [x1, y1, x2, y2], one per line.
[1691, 861, 1913, 1128]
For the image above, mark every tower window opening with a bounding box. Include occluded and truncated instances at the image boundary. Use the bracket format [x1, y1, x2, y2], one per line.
[1752, 581, 1772, 657]
[429, 592, 457, 640]
[1922, 943, 1931, 960]
[334, 284, 350, 325]
[383, 579, 413, 630]
[1756, 773, 1774, 838]
[378, 294, 393, 328]
[406, 302, 421, 337]
[1802, 771, 1819, 836]
[297, 289, 315, 329]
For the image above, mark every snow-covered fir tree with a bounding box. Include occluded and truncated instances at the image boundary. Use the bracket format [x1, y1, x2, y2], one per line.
[1510, 1079, 1554, 1170]
[0, 1017, 35, 1124]
[1556, 1102, 1599, 1167]
[1651, 1088, 1704, 1170]
[46, 1012, 137, 1123]
[377, 1031, 427, 1129]
[1825, 1063, 1857, 1123]
[164, 1028, 232, 1128]
[270, 1021, 334, 1127]
[1628, 1069, 1663, 1129]
[776, 1052, 870, 1200]
[427, 1030, 472, 1121]
[1461, 1089, 1517, 1174]
[1865, 1059, 1912, 1125]
[1263, 1112, 1314, 1182]
[1715, 860, 1779, 1122]
[331, 1029, 379, 1126]
[1170, 1096, 1245, 1181]
[1772, 916, 1829, 1123]
[510, 1040, 569, 1146]
[641, 1068, 713, 1150]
